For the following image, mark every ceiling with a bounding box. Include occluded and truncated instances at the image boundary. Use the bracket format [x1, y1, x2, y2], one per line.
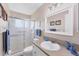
[8, 3, 43, 15]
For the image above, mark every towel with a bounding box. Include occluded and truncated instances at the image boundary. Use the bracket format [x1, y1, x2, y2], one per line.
[65, 41, 79, 56]
[0, 18, 8, 33]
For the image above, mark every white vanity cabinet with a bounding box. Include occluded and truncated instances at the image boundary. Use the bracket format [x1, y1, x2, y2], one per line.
[32, 44, 47, 56]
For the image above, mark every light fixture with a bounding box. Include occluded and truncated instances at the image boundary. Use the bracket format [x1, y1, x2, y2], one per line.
[48, 3, 58, 16]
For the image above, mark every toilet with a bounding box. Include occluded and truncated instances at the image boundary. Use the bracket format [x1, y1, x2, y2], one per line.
[22, 45, 33, 56]
[20, 46, 33, 56]
[11, 46, 33, 56]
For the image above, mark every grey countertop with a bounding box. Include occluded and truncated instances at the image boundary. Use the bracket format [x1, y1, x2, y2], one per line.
[33, 38, 74, 56]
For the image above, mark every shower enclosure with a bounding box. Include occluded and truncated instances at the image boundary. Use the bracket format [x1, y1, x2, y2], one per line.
[7, 17, 33, 55]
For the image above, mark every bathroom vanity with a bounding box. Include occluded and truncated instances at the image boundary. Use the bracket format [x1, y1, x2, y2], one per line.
[32, 37, 73, 56]
[31, 3, 79, 56]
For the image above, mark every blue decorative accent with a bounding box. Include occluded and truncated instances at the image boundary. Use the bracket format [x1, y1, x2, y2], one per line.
[35, 29, 41, 37]
[65, 41, 79, 56]
[44, 36, 48, 41]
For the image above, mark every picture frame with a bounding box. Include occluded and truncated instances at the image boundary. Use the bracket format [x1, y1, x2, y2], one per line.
[55, 20, 61, 25]
[50, 21, 55, 26]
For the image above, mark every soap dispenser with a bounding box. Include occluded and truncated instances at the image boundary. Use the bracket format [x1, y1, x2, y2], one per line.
[44, 36, 48, 41]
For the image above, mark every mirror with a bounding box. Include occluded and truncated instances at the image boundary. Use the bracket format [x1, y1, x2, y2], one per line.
[45, 6, 74, 36]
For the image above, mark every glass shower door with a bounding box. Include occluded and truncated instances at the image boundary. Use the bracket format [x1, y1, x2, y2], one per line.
[8, 18, 25, 55]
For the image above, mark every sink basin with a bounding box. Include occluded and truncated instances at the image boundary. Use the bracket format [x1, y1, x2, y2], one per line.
[40, 41, 61, 51]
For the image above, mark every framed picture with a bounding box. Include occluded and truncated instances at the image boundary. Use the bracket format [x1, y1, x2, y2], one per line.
[50, 21, 55, 26]
[55, 20, 61, 25]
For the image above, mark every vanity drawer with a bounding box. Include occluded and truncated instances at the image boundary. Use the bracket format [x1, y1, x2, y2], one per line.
[32, 44, 47, 56]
